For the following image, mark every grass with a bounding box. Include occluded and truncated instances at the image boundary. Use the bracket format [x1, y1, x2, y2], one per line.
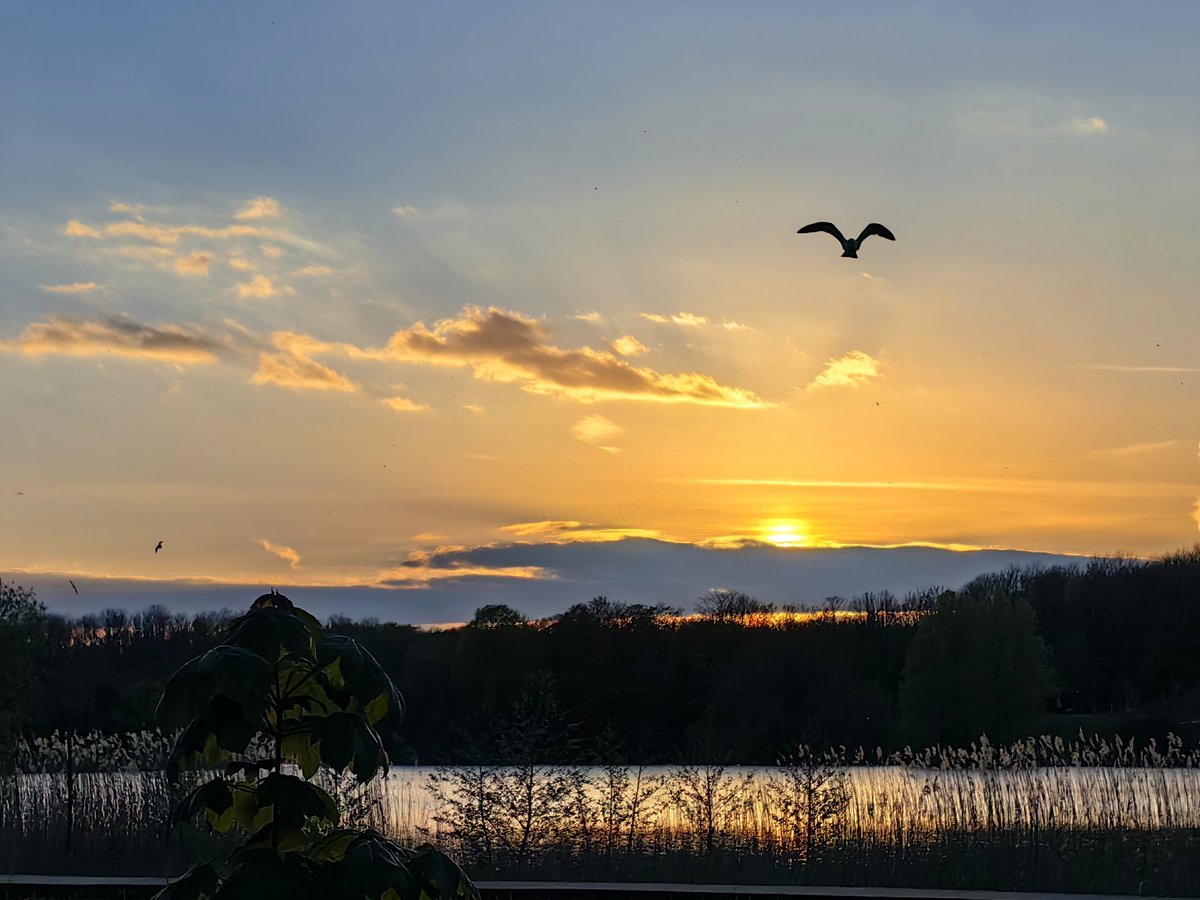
[3, 731, 1200, 895]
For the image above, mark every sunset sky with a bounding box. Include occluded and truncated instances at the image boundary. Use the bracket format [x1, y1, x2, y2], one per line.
[3, 3, 1198, 621]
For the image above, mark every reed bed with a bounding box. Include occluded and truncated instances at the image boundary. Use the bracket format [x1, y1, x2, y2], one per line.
[3, 732, 1200, 895]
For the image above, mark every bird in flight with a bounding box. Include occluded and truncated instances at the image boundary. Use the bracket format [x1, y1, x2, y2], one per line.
[69, 579, 78, 595]
[797, 222, 895, 258]
[154, 540, 164, 554]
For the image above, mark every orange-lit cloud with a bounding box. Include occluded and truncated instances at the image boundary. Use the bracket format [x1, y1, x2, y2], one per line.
[611, 335, 648, 357]
[1087, 439, 1183, 460]
[236, 274, 289, 299]
[383, 306, 768, 407]
[257, 538, 301, 568]
[38, 282, 99, 294]
[259, 242, 286, 258]
[174, 252, 212, 277]
[235, 197, 283, 220]
[1193, 498, 1200, 534]
[641, 311, 709, 326]
[250, 332, 358, 392]
[571, 414, 623, 452]
[501, 520, 663, 543]
[108, 245, 174, 261]
[573, 311, 602, 323]
[1, 315, 222, 363]
[807, 350, 883, 390]
[383, 395, 429, 413]
[65, 219, 101, 238]
[293, 263, 333, 277]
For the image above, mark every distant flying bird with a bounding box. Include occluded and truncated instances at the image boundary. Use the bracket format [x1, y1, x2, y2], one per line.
[797, 222, 895, 258]
[69, 579, 78, 595]
[154, 540, 163, 554]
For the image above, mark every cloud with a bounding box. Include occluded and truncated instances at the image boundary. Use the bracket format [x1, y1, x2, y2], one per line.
[641, 311, 710, 326]
[293, 263, 333, 277]
[1194, 497, 1200, 534]
[174, 252, 212, 277]
[235, 197, 283, 220]
[383, 396, 429, 413]
[807, 350, 883, 390]
[1087, 439, 1183, 460]
[107, 245, 175, 261]
[1075, 364, 1200, 374]
[38, 282, 99, 294]
[67, 218, 275, 246]
[257, 538, 301, 568]
[1068, 116, 1108, 134]
[1, 315, 222, 363]
[107, 201, 168, 217]
[236, 274, 289, 299]
[228, 255, 256, 272]
[959, 101, 1110, 137]
[259, 242, 286, 258]
[611, 335, 648, 357]
[500, 520, 663, 544]
[392, 205, 419, 217]
[571, 414, 624, 453]
[250, 332, 358, 392]
[64, 220, 101, 238]
[383, 306, 767, 407]
[573, 312, 602, 323]
[720, 319, 754, 331]
[463, 403, 484, 414]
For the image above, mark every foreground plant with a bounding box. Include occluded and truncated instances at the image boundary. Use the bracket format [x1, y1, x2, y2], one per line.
[156, 590, 476, 900]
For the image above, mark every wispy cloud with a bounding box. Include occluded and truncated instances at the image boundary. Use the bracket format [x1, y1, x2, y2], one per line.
[500, 520, 663, 544]
[807, 350, 883, 390]
[250, 332, 358, 392]
[293, 263, 333, 277]
[64, 220, 101, 238]
[391, 205, 419, 217]
[235, 197, 283, 220]
[571, 414, 624, 453]
[611, 335, 648, 357]
[641, 311, 710, 327]
[174, 252, 212, 277]
[235, 274, 289, 299]
[573, 311, 602, 323]
[382, 306, 768, 407]
[1087, 439, 1183, 460]
[1, 315, 222, 364]
[1075, 364, 1200, 373]
[259, 242, 286, 258]
[383, 395, 429, 413]
[1194, 497, 1200, 534]
[38, 282, 99, 294]
[257, 538, 301, 568]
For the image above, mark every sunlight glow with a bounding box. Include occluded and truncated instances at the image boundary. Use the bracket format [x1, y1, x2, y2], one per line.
[761, 520, 811, 548]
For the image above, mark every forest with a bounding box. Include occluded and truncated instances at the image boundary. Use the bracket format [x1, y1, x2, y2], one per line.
[3, 547, 1199, 767]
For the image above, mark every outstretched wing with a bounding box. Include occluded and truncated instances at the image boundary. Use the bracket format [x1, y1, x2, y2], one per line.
[797, 221, 847, 244]
[857, 223, 896, 244]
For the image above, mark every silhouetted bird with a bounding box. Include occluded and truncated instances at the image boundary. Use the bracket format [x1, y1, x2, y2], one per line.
[154, 540, 163, 554]
[69, 579, 78, 595]
[797, 222, 895, 258]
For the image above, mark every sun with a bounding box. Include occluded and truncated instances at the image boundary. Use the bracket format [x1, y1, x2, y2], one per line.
[761, 519, 810, 548]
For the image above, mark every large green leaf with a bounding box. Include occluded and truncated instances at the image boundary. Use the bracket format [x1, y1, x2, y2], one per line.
[317, 635, 404, 723]
[306, 712, 389, 782]
[175, 778, 236, 833]
[226, 607, 319, 662]
[156, 646, 270, 728]
[256, 772, 338, 828]
[318, 833, 420, 900]
[405, 845, 480, 900]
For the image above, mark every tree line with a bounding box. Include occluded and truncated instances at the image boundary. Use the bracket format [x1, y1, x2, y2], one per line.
[2, 547, 1199, 766]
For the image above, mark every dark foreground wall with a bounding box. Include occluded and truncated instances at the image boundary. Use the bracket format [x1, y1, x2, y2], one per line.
[0, 877, 1176, 900]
